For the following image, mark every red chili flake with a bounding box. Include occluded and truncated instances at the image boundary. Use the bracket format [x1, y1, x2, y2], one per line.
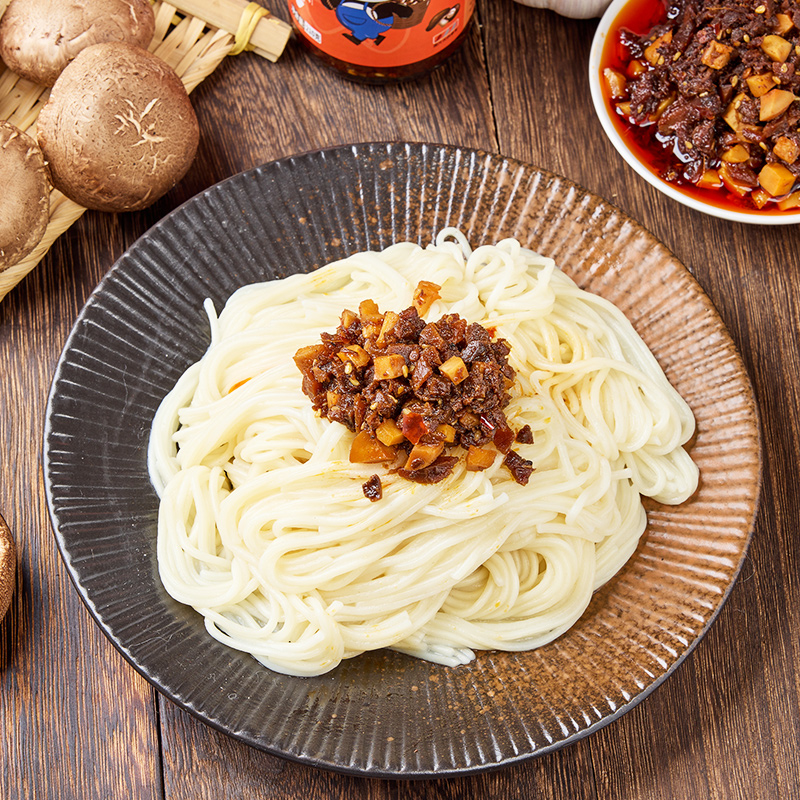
[492, 421, 515, 454]
[400, 410, 429, 445]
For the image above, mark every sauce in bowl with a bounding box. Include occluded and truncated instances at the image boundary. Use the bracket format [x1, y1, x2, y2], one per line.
[595, 0, 800, 219]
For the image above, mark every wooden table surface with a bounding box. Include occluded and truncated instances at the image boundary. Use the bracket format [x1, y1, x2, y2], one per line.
[2, 1, 798, 798]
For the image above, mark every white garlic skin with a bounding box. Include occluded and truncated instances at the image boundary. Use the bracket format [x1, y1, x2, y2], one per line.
[511, 0, 611, 19]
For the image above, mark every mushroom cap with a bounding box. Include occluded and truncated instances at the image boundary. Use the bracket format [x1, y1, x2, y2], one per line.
[0, 0, 155, 86]
[0, 121, 50, 270]
[37, 42, 200, 214]
[0, 513, 15, 623]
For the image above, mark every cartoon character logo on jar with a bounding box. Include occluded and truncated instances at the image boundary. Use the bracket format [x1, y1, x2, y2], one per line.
[288, 0, 475, 81]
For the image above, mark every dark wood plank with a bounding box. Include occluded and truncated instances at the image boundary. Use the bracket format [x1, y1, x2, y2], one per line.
[179, 11, 497, 193]
[160, 693, 600, 799]
[481, 2, 800, 798]
[0, 210, 163, 799]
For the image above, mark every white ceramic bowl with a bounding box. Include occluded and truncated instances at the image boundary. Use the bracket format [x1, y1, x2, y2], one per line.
[589, 0, 800, 225]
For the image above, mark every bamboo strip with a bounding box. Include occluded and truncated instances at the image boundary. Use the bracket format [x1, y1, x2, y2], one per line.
[166, 0, 292, 61]
[0, 0, 273, 302]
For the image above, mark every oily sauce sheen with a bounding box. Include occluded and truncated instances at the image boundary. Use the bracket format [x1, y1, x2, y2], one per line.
[599, 0, 800, 215]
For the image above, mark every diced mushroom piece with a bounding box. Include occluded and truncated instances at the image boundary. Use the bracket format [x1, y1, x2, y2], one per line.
[644, 31, 672, 66]
[404, 442, 444, 471]
[766, 162, 797, 198]
[722, 93, 747, 131]
[515, 424, 533, 444]
[721, 144, 750, 163]
[436, 424, 456, 443]
[326, 391, 341, 410]
[465, 446, 497, 472]
[775, 14, 794, 35]
[376, 310, 399, 346]
[492, 420, 515, 453]
[338, 344, 371, 367]
[349, 430, 396, 463]
[701, 40, 733, 70]
[774, 136, 799, 165]
[751, 188, 771, 209]
[376, 418, 405, 446]
[777, 191, 800, 210]
[746, 73, 778, 98]
[603, 68, 627, 99]
[761, 35, 792, 63]
[719, 163, 752, 197]
[439, 355, 468, 384]
[294, 344, 326, 372]
[758, 163, 795, 197]
[362, 321, 382, 340]
[649, 94, 675, 121]
[735, 123, 762, 142]
[696, 169, 722, 189]
[398, 456, 457, 484]
[626, 59, 646, 78]
[412, 281, 441, 317]
[760, 89, 796, 122]
[359, 298, 382, 322]
[459, 410, 480, 428]
[373, 353, 406, 380]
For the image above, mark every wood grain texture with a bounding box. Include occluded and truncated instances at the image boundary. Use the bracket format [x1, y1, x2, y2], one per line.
[0, 212, 162, 799]
[1, 0, 798, 797]
[158, 691, 601, 799]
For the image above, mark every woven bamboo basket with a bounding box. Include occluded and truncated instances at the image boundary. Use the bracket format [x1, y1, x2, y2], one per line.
[0, 1, 291, 302]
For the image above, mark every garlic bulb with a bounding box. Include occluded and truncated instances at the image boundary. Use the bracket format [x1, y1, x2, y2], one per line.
[511, 0, 611, 19]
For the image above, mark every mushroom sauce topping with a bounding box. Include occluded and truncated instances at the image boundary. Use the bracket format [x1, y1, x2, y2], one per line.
[603, 0, 800, 210]
[293, 281, 534, 499]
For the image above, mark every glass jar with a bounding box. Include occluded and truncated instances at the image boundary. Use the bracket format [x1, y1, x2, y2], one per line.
[287, 0, 476, 83]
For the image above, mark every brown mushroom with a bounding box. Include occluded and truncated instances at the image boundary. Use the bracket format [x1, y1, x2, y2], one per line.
[0, 0, 155, 86]
[0, 121, 49, 271]
[37, 42, 200, 213]
[0, 513, 15, 624]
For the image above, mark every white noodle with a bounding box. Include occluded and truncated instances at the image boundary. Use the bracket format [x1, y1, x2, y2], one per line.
[148, 233, 698, 676]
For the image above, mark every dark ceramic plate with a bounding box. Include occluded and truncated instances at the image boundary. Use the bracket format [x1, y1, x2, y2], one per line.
[44, 143, 761, 777]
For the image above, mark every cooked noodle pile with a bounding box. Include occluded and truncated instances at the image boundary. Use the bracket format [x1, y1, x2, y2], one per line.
[148, 230, 699, 676]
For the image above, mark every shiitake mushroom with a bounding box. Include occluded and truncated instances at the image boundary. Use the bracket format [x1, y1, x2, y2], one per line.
[0, 121, 49, 271]
[37, 42, 200, 213]
[0, 513, 15, 624]
[0, 0, 155, 86]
